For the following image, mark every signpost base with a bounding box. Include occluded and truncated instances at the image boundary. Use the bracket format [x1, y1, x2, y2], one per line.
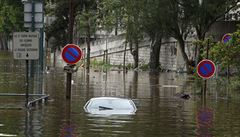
[66, 72, 72, 99]
[64, 64, 79, 99]
[25, 60, 29, 108]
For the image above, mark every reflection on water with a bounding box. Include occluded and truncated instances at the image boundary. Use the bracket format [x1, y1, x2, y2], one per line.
[1, 56, 240, 136]
[0, 133, 17, 136]
[196, 107, 214, 137]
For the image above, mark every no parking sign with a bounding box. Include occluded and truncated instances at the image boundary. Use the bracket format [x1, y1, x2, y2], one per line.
[197, 59, 216, 79]
[61, 44, 83, 64]
[222, 33, 232, 45]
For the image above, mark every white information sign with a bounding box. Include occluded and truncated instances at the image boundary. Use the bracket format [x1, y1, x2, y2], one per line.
[13, 32, 39, 60]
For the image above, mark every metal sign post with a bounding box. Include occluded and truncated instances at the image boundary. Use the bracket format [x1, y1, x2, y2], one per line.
[197, 59, 216, 99]
[222, 33, 232, 80]
[61, 44, 83, 99]
[26, 60, 29, 107]
[13, 32, 40, 107]
[23, 1, 45, 107]
[0, 1, 48, 108]
[24, 0, 44, 82]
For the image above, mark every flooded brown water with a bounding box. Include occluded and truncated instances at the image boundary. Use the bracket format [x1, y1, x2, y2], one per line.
[1, 54, 240, 137]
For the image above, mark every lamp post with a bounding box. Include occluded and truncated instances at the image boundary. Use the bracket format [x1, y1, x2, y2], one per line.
[23, 0, 44, 107]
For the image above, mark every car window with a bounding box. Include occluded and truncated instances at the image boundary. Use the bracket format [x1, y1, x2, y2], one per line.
[88, 99, 134, 110]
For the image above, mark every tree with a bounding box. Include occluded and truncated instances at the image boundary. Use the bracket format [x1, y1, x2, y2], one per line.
[0, 0, 23, 50]
[45, 0, 82, 51]
[191, 0, 239, 40]
[124, 0, 143, 69]
[99, 0, 128, 69]
[210, 26, 240, 76]
[99, 0, 142, 69]
[45, 0, 68, 52]
[189, 0, 240, 64]
[99, 0, 125, 35]
[76, 0, 98, 73]
[141, 0, 169, 71]
[165, 0, 193, 73]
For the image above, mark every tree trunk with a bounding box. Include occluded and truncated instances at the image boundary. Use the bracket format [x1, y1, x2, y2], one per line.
[115, 12, 118, 36]
[0, 33, 6, 50]
[149, 33, 162, 71]
[86, 16, 91, 74]
[4, 36, 8, 51]
[195, 28, 206, 66]
[6, 35, 10, 50]
[132, 71, 138, 98]
[68, 0, 74, 44]
[0, 34, 8, 51]
[0, 36, 3, 50]
[132, 38, 139, 69]
[105, 35, 108, 64]
[53, 50, 56, 68]
[123, 41, 127, 71]
[178, 38, 190, 73]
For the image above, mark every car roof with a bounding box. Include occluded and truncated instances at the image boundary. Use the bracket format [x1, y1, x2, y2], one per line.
[84, 97, 137, 115]
[89, 97, 130, 101]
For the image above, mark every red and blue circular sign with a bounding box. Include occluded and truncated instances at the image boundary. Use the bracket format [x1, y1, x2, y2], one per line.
[197, 59, 216, 79]
[222, 33, 232, 44]
[61, 44, 83, 64]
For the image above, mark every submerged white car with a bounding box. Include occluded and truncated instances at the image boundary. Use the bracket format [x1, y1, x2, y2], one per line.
[84, 97, 137, 115]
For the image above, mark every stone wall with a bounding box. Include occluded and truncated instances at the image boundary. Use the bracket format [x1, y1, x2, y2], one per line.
[207, 21, 240, 41]
[80, 35, 195, 71]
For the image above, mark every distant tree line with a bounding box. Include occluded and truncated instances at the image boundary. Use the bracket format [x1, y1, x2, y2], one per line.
[1, 0, 239, 73]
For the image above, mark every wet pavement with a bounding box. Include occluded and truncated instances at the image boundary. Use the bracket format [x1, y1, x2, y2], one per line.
[1, 53, 240, 137]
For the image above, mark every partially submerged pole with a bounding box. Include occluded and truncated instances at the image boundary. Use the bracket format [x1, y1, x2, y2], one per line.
[203, 39, 210, 97]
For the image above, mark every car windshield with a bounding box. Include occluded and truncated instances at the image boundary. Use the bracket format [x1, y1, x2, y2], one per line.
[88, 99, 134, 110]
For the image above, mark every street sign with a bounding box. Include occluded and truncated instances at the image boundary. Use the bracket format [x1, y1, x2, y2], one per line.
[222, 33, 232, 44]
[61, 44, 83, 64]
[197, 59, 216, 79]
[13, 32, 39, 60]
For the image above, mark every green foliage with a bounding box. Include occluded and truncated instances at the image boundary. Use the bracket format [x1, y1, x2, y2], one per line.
[45, 0, 83, 51]
[76, 7, 98, 38]
[125, 63, 133, 69]
[165, 0, 193, 39]
[211, 29, 240, 72]
[190, 0, 239, 40]
[90, 59, 113, 69]
[91, 59, 105, 67]
[0, 51, 11, 59]
[193, 27, 240, 77]
[230, 77, 240, 90]
[0, 0, 23, 50]
[44, 0, 68, 51]
[98, 0, 124, 33]
[193, 37, 215, 59]
[46, 0, 240, 71]
[139, 64, 149, 71]
[0, 0, 23, 34]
